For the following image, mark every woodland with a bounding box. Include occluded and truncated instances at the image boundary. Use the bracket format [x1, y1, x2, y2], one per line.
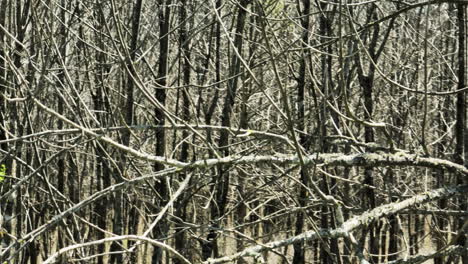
[0, 0, 467, 263]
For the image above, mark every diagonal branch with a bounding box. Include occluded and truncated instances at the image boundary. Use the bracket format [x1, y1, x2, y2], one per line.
[203, 184, 468, 264]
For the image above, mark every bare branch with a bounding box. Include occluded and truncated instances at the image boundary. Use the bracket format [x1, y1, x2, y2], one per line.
[387, 245, 468, 264]
[204, 185, 468, 263]
[42, 235, 191, 264]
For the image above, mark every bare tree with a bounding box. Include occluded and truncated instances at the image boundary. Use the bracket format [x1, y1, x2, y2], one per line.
[0, 1, 466, 264]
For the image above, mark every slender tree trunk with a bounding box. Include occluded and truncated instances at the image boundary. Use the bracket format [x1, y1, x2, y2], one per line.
[0, 0, 8, 157]
[234, 10, 259, 263]
[292, 1, 310, 263]
[454, 4, 467, 264]
[93, 4, 113, 264]
[7, 1, 31, 262]
[208, 0, 249, 259]
[433, 19, 453, 262]
[316, 2, 340, 263]
[201, 2, 221, 259]
[152, 1, 172, 263]
[56, 0, 68, 253]
[110, 1, 143, 263]
[174, 0, 191, 262]
[353, 5, 395, 261]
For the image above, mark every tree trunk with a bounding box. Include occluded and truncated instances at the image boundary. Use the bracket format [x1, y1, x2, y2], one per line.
[454, 3, 467, 264]
[152, 1, 172, 263]
[209, 0, 249, 259]
[174, 0, 191, 262]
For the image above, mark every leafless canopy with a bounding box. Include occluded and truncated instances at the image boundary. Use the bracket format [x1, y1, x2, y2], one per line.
[0, 0, 466, 263]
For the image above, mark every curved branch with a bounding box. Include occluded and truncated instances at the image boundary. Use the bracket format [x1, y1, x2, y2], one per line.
[42, 235, 191, 264]
[0, 124, 292, 145]
[387, 245, 468, 264]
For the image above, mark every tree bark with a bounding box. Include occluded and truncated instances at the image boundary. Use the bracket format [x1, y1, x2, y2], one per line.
[152, 1, 172, 263]
[454, 3, 467, 264]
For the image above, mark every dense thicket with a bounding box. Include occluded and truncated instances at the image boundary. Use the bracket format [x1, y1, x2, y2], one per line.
[0, 0, 466, 263]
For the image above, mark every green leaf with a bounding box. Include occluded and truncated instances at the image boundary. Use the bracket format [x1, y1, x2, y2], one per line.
[0, 164, 6, 182]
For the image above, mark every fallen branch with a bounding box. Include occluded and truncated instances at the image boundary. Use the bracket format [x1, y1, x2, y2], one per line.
[186, 152, 468, 176]
[203, 184, 468, 264]
[32, 97, 468, 176]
